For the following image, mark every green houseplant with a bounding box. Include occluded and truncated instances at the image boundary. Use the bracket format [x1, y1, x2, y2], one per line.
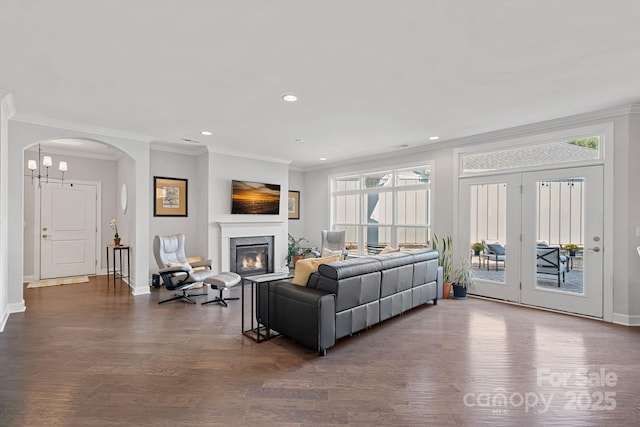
[287, 234, 308, 266]
[451, 257, 475, 299]
[432, 234, 453, 299]
[471, 242, 484, 256]
[563, 243, 579, 256]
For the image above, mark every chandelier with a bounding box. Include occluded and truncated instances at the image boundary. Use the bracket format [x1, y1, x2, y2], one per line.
[26, 144, 68, 187]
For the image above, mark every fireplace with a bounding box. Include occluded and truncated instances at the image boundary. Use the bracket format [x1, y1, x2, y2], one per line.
[230, 236, 274, 277]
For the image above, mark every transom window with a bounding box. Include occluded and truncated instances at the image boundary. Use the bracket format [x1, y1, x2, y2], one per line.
[331, 165, 431, 255]
[461, 136, 601, 174]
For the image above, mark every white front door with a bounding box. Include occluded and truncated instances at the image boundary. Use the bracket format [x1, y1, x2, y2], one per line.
[459, 166, 604, 318]
[40, 183, 97, 279]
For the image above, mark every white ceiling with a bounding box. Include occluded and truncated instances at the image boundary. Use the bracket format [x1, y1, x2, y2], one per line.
[2, 1, 640, 168]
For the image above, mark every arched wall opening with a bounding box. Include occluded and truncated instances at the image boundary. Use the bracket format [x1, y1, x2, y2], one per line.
[24, 138, 131, 283]
[7, 119, 151, 313]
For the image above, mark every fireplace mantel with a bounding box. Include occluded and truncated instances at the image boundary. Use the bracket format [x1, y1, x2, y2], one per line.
[216, 220, 287, 273]
[217, 220, 285, 237]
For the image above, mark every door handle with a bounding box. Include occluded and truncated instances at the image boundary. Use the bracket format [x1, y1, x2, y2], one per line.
[588, 246, 601, 252]
[42, 234, 49, 238]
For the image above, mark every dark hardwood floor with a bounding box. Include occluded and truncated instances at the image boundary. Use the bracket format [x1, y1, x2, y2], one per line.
[2, 276, 640, 426]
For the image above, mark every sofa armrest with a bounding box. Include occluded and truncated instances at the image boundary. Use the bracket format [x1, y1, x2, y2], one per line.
[258, 282, 336, 355]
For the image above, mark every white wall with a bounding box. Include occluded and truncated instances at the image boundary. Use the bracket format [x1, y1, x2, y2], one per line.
[116, 153, 136, 284]
[148, 149, 204, 273]
[287, 169, 305, 240]
[619, 112, 640, 321]
[196, 152, 209, 259]
[208, 152, 289, 272]
[0, 93, 11, 331]
[23, 150, 118, 278]
[628, 113, 640, 319]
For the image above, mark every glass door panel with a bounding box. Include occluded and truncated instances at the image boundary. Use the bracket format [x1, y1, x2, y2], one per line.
[521, 166, 603, 317]
[459, 174, 521, 302]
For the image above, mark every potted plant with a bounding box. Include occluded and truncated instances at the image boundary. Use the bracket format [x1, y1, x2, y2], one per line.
[563, 243, 579, 256]
[451, 257, 475, 299]
[432, 234, 453, 299]
[287, 234, 308, 266]
[471, 242, 483, 256]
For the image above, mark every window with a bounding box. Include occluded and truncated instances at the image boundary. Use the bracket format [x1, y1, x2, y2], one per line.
[331, 165, 431, 254]
[461, 136, 601, 174]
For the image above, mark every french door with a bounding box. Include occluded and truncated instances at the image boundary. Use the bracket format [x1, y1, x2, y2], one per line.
[459, 165, 604, 318]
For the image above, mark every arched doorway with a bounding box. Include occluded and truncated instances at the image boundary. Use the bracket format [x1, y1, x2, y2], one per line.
[24, 138, 122, 281]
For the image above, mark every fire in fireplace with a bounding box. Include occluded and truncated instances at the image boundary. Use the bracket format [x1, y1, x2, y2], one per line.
[230, 236, 274, 277]
[237, 245, 267, 275]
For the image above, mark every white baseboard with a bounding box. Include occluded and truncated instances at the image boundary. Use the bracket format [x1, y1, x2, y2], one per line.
[612, 312, 640, 326]
[0, 307, 8, 333]
[23, 275, 34, 283]
[132, 281, 150, 296]
[8, 301, 26, 314]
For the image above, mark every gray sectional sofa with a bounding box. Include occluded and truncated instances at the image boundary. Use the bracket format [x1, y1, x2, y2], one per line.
[257, 249, 442, 355]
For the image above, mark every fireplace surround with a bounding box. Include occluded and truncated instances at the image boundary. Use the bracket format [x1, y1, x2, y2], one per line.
[230, 235, 274, 277]
[217, 220, 287, 276]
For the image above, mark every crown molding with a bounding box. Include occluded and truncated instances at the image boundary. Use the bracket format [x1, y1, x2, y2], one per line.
[427, 103, 640, 150]
[11, 113, 153, 142]
[150, 141, 209, 156]
[210, 146, 292, 166]
[628, 104, 640, 115]
[0, 91, 16, 117]
[24, 145, 124, 162]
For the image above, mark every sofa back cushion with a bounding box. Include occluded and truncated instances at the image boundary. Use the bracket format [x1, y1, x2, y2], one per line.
[378, 252, 415, 297]
[317, 272, 381, 312]
[317, 257, 382, 280]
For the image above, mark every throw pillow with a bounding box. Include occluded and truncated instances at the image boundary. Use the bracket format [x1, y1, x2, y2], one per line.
[379, 245, 400, 254]
[187, 256, 206, 271]
[486, 243, 506, 256]
[291, 254, 341, 286]
[321, 248, 344, 258]
[167, 262, 194, 273]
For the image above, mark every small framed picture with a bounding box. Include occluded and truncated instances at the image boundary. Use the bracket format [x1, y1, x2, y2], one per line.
[288, 190, 300, 220]
[154, 176, 188, 217]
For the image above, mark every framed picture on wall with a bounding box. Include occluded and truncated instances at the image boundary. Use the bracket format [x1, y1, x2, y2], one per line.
[154, 176, 188, 217]
[288, 190, 300, 219]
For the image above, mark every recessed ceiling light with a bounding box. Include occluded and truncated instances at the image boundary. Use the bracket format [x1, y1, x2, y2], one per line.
[181, 138, 200, 143]
[282, 94, 298, 102]
[294, 139, 304, 143]
[200, 130, 212, 136]
[428, 136, 440, 141]
[319, 157, 327, 161]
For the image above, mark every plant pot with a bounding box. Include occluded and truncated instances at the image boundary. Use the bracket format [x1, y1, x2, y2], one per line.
[452, 284, 467, 299]
[114, 237, 121, 246]
[443, 282, 452, 299]
[292, 255, 303, 266]
[569, 250, 576, 257]
[473, 249, 481, 256]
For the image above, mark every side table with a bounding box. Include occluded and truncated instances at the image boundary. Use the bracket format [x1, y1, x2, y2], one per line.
[106, 244, 130, 288]
[242, 272, 293, 343]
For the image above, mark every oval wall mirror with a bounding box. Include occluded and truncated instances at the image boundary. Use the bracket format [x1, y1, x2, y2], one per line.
[121, 184, 128, 214]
